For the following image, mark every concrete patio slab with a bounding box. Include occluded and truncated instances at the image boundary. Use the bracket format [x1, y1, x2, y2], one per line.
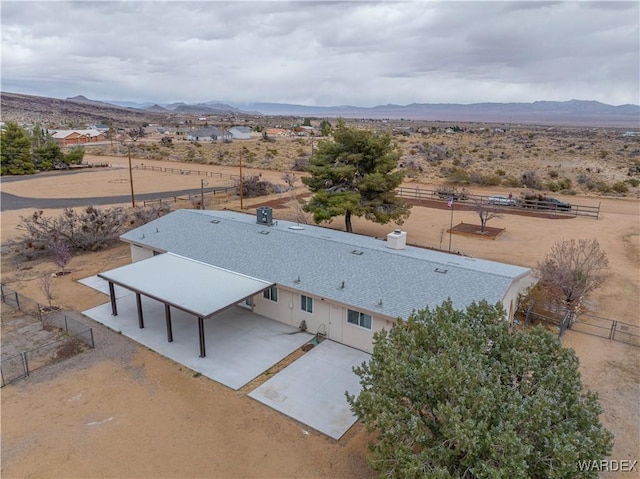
[249, 339, 370, 440]
[81, 277, 312, 390]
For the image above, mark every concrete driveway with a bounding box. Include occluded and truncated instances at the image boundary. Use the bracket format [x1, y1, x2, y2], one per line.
[249, 339, 370, 439]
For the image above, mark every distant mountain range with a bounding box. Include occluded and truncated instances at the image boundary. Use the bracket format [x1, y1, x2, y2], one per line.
[2, 92, 639, 127]
[102, 97, 640, 127]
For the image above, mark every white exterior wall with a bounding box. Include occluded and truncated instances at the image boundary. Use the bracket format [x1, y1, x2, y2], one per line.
[130, 244, 155, 262]
[252, 286, 384, 352]
[502, 272, 538, 323]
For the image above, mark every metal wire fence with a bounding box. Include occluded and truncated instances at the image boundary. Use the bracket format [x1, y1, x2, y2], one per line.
[523, 300, 638, 346]
[0, 284, 95, 387]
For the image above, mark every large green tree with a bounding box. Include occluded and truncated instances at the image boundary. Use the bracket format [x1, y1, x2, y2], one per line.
[1, 122, 35, 175]
[302, 120, 410, 232]
[347, 300, 613, 479]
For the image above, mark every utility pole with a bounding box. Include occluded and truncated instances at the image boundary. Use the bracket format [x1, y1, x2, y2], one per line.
[128, 145, 135, 208]
[448, 196, 454, 253]
[201, 179, 205, 210]
[239, 149, 244, 210]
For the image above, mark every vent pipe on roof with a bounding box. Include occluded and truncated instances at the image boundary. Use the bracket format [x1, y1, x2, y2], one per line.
[386, 229, 407, 250]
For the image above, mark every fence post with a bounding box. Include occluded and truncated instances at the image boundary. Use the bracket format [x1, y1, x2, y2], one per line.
[525, 303, 534, 326]
[14, 292, 20, 311]
[0, 284, 5, 303]
[22, 352, 29, 377]
[89, 328, 95, 348]
[610, 321, 617, 340]
[64, 315, 69, 333]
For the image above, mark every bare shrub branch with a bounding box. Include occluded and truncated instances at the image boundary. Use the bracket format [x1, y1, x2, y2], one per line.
[471, 199, 502, 233]
[39, 273, 55, 307]
[536, 238, 609, 309]
[48, 240, 72, 274]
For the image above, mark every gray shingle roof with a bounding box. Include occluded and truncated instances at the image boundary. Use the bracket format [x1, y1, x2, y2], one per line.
[121, 210, 531, 320]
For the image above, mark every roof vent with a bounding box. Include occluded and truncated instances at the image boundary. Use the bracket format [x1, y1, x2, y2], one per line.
[351, 250, 364, 255]
[259, 230, 270, 235]
[256, 206, 273, 226]
[434, 268, 448, 274]
[386, 229, 407, 250]
[210, 219, 220, 224]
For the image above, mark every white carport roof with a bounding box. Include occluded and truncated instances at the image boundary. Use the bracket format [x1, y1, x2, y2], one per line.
[98, 252, 273, 319]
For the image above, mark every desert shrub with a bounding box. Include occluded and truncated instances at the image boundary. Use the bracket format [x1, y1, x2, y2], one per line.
[469, 172, 501, 186]
[292, 156, 310, 171]
[425, 144, 448, 162]
[401, 158, 424, 175]
[611, 181, 629, 194]
[502, 176, 522, 187]
[548, 170, 559, 179]
[495, 168, 506, 177]
[626, 178, 640, 187]
[440, 166, 470, 184]
[546, 181, 561, 192]
[18, 207, 130, 254]
[235, 174, 274, 198]
[521, 170, 541, 189]
[546, 178, 572, 192]
[17, 204, 171, 257]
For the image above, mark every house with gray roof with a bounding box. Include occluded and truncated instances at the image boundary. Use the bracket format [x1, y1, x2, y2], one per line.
[187, 127, 225, 141]
[228, 126, 253, 140]
[102, 208, 536, 354]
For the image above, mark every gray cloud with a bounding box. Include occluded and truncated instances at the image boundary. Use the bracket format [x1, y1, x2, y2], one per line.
[1, 1, 638, 106]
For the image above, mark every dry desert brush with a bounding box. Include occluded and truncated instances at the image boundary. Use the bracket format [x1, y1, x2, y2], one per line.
[17, 204, 171, 256]
[536, 238, 609, 310]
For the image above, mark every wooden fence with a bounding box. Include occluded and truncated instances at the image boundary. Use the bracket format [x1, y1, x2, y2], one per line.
[395, 186, 600, 218]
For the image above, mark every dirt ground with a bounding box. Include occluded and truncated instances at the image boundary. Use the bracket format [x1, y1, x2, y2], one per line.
[1, 156, 639, 478]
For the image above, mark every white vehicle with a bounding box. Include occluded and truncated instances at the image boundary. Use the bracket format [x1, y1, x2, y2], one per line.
[488, 195, 517, 206]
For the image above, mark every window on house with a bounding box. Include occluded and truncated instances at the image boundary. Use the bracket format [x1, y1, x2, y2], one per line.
[347, 309, 372, 329]
[263, 286, 278, 302]
[301, 295, 313, 313]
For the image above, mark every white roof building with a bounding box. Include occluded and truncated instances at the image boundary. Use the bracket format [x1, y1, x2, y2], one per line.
[102, 209, 535, 354]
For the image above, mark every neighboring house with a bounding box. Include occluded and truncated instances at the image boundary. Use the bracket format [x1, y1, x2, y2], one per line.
[187, 127, 221, 141]
[228, 126, 253, 140]
[51, 129, 107, 146]
[264, 128, 289, 137]
[103, 209, 536, 354]
[293, 126, 314, 136]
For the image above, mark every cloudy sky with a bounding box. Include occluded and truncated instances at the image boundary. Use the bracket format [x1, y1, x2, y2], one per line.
[2, 1, 638, 106]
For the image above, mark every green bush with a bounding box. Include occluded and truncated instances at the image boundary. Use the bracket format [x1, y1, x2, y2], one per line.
[495, 168, 506, 177]
[626, 178, 640, 187]
[444, 166, 470, 184]
[611, 181, 629, 193]
[502, 176, 522, 187]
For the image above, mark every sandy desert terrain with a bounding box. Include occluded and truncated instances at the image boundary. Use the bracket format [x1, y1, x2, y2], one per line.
[1, 152, 639, 478]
